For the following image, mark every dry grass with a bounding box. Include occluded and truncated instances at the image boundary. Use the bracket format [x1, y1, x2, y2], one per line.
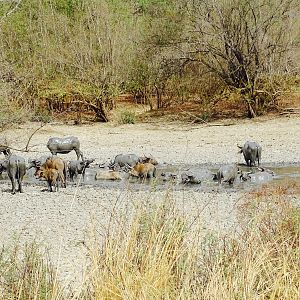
[83, 197, 197, 299]
[0, 242, 65, 299]
[1, 184, 300, 299]
[81, 185, 300, 299]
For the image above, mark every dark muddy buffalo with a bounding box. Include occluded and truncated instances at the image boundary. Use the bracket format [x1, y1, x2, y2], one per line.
[110, 154, 159, 171]
[238, 141, 262, 167]
[109, 154, 142, 170]
[181, 171, 201, 184]
[0, 154, 26, 194]
[68, 158, 94, 181]
[28, 155, 50, 170]
[241, 167, 274, 183]
[216, 164, 240, 185]
[161, 172, 178, 182]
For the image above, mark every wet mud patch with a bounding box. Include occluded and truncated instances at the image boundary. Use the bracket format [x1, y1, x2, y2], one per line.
[1, 163, 299, 193]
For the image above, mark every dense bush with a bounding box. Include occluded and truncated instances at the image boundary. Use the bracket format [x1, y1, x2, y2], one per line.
[0, 0, 299, 125]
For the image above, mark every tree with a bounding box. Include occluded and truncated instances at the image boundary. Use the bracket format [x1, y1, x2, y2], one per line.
[186, 0, 299, 117]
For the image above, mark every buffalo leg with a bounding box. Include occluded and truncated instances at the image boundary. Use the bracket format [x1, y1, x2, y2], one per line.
[59, 170, 66, 188]
[17, 178, 23, 193]
[75, 149, 84, 161]
[10, 177, 16, 194]
[55, 180, 59, 192]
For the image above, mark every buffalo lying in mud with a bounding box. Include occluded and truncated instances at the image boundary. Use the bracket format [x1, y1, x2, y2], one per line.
[241, 167, 274, 183]
[238, 141, 262, 167]
[160, 172, 178, 182]
[47, 136, 84, 161]
[0, 154, 26, 194]
[95, 170, 122, 181]
[181, 171, 201, 184]
[216, 164, 240, 185]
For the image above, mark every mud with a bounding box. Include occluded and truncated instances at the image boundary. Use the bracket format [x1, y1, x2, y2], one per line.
[1, 163, 299, 192]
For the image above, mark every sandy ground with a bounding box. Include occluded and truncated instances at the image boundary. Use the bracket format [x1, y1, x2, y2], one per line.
[0, 115, 299, 286]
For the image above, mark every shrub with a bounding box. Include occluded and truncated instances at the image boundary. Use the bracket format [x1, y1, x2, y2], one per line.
[117, 109, 136, 124]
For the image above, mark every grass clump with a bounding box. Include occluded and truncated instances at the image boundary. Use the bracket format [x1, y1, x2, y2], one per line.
[0, 242, 64, 299]
[84, 198, 198, 299]
[117, 109, 136, 124]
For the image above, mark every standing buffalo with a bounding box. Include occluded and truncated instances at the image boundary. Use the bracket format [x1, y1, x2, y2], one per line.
[37, 168, 60, 192]
[128, 162, 156, 179]
[110, 154, 142, 170]
[238, 141, 262, 167]
[28, 155, 50, 170]
[68, 159, 94, 181]
[35, 157, 67, 188]
[0, 154, 26, 194]
[110, 154, 158, 170]
[140, 155, 158, 165]
[47, 136, 83, 160]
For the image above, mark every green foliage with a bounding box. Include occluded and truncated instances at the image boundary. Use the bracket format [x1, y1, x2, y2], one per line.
[117, 109, 136, 124]
[51, 0, 83, 16]
[31, 108, 52, 123]
[0, 0, 298, 123]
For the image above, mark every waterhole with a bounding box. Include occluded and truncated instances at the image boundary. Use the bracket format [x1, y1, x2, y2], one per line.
[1, 163, 299, 192]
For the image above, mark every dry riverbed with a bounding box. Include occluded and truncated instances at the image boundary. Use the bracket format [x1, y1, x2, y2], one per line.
[0, 115, 299, 285]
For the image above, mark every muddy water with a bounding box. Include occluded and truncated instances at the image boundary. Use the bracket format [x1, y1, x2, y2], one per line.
[1, 163, 299, 192]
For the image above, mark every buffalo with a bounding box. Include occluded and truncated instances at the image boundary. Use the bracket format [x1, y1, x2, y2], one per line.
[68, 159, 94, 181]
[109, 154, 158, 171]
[128, 162, 156, 179]
[35, 157, 67, 188]
[47, 136, 83, 160]
[0, 154, 26, 194]
[181, 171, 201, 184]
[238, 141, 262, 167]
[37, 168, 60, 192]
[216, 164, 240, 185]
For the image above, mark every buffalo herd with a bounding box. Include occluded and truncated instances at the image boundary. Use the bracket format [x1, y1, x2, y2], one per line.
[0, 136, 272, 193]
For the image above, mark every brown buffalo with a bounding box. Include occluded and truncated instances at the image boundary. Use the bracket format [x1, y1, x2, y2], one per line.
[35, 157, 67, 188]
[37, 167, 60, 192]
[129, 162, 156, 179]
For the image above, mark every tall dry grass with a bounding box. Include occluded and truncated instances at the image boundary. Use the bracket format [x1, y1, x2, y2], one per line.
[82, 184, 300, 299]
[0, 183, 299, 299]
[83, 198, 199, 299]
[0, 242, 65, 299]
